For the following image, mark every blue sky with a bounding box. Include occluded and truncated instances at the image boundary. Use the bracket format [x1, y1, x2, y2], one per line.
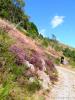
[25, 0, 75, 47]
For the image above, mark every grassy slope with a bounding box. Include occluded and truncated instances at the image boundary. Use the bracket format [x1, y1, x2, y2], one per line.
[0, 19, 58, 100]
[0, 29, 46, 100]
[1, 18, 75, 100]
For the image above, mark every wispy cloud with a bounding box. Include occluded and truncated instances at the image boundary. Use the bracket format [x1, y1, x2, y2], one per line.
[39, 29, 46, 37]
[51, 15, 65, 28]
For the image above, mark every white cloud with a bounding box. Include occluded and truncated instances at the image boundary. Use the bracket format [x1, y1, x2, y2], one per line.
[39, 29, 46, 37]
[51, 15, 65, 28]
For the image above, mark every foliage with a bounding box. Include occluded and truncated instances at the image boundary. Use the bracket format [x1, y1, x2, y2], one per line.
[27, 78, 41, 93]
[0, 29, 44, 99]
[13, 0, 25, 8]
[29, 51, 43, 70]
[38, 34, 44, 40]
[26, 22, 39, 38]
[54, 58, 60, 65]
[0, 0, 40, 37]
[9, 45, 26, 65]
[0, 0, 29, 28]
[54, 45, 63, 51]
[45, 59, 58, 82]
[63, 48, 72, 57]
[51, 34, 56, 41]
[0, 0, 60, 99]
[63, 47, 75, 67]
[29, 22, 38, 33]
[63, 48, 75, 60]
[69, 59, 75, 67]
[0, 81, 10, 99]
[42, 38, 49, 47]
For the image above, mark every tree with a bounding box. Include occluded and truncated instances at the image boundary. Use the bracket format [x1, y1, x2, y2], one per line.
[0, 0, 29, 25]
[26, 22, 39, 38]
[51, 34, 56, 41]
[13, 0, 25, 8]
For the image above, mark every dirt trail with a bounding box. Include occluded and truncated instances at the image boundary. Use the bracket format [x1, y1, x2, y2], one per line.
[46, 66, 75, 100]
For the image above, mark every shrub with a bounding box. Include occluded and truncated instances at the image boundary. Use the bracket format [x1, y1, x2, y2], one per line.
[29, 52, 43, 70]
[68, 59, 75, 68]
[27, 78, 41, 93]
[45, 59, 58, 82]
[54, 58, 60, 65]
[63, 48, 75, 61]
[9, 45, 27, 65]
[54, 45, 63, 51]
[42, 38, 49, 47]
[63, 48, 72, 57]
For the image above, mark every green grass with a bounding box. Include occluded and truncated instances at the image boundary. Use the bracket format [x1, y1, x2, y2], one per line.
[54, 58, 60, 65]
[17, 26, 28, 35]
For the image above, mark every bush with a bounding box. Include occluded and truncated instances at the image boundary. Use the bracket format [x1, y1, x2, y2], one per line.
[28, 50, 44, 70]
[45, 59, 58, 82]
[27, 78, 41, 93]
[68, 59, 75, 68]
[42, 38, 49, 47]
[54, 45, 63, 51]
[63, 48, 75, 61]
[9, 45, 26, 65]
[63, 48, 72, 57]
[54, 58, 60, 65]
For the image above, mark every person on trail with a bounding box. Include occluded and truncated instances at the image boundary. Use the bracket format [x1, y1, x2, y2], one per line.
[61, 56, 64, 64]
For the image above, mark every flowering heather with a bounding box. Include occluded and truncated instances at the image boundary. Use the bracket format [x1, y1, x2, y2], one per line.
[46, 60, 54, 69]
[45, 59, 58, 82]
[9, 45, 27, 64]
[29, 53, 43, 70]
[9, 45, 58, 82]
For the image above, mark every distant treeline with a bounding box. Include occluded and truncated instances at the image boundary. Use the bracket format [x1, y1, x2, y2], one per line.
[0, 0, 40, 37]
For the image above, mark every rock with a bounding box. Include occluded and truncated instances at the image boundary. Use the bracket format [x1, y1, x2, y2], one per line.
[41, 58, 46, 71]
[29, 77, 35, 83]
[37, 70, 51, 90]
[25, 61, 35, 72]
[24, 70, 34, 77]
[22, 60, 36, 77]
